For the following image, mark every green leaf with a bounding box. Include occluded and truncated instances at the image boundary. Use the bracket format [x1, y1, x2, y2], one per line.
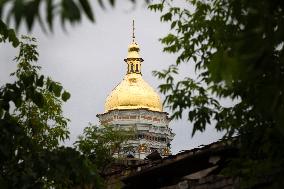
[13, 0, 24, 30]
[170, 21, 176, 29]
[33, 91, 45, 107]
[79, 0, 94, 22]
[109, 0, 115, 7]
[8, 29, 20, 47]
[25, 0, 40, 31]
[46, 0, 54, 30]
[161, 12, 172, 22]
[61, 91, 71, 102]
[36, 75, 44, 87]
[62, 0, 81, 23]
[52, 83, 63, 97]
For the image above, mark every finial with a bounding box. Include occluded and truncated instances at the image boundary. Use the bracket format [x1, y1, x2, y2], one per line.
[132, 19, 135, 42]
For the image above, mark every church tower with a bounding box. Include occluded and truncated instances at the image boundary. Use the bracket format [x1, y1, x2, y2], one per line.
[97, 21, 174, 159]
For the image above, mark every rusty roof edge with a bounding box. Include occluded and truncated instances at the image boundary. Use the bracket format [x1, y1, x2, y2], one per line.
[121, 139, 237, 181]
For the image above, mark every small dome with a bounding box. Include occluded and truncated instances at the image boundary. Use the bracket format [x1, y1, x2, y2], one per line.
[105, 73, 162, 112]
[127, 42, 140, 59]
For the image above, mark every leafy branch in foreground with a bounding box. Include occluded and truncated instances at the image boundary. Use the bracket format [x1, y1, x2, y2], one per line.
[150, 0, 284, 187]
[8, 36, 70, 149]
[0, 20, 19, 47]
[0, 36, 101, 188]
[0, 0, 151, 32]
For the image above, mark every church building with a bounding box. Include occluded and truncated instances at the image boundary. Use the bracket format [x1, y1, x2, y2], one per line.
[97, 22, 174, 159]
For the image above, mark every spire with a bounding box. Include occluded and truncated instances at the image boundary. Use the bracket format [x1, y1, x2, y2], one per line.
[124, 20, 144, 75]
[132, 19, 135, 43]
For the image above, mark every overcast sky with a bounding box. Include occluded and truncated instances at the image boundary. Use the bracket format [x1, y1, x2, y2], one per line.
[0, 1, 224, 154]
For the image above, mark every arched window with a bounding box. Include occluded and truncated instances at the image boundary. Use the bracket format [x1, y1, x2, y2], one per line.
[130, 63, 134, 72]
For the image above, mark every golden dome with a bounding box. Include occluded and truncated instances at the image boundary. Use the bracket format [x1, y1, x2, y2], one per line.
[104, 24, 163, 112]
[105, 73, 163, 112]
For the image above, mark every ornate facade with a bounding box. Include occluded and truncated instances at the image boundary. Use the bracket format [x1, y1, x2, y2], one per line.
[97, 22, 174, 159]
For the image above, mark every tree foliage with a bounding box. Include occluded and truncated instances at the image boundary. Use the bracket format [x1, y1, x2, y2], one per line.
[10, 37, 70, 149]
[0, 0, 150, 32]
[0, 36, 101, 188]
[150, 0, 284, 187]
[76, 124, 133, 173]
[0, 0, 151, 49]
[0, 0, 95, 31]
[0, 19, 19, 47]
